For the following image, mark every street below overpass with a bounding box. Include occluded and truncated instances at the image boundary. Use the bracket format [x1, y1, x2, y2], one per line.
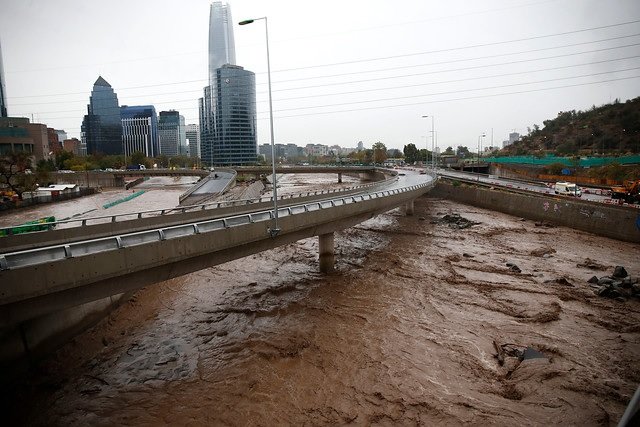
[438, 168, 612, 203]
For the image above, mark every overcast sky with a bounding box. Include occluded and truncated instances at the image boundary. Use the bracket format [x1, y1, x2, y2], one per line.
[1, 0, 639, 152]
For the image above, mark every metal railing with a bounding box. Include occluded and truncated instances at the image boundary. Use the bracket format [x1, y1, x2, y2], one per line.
[0, 179, 432, 271]
[0, 176, 398, 236]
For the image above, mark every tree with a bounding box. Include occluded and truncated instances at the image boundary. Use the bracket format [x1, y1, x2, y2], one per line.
[372, 141, 387, 164]
[0, 152, 38, 199]
[456, 146, 471, 158]
[443, 146, 455, 155]
[55, 150, 74, 169]
[386, 148, 402, 159]
[156, 155, 169, 168]
[403, 143, 419, 163]
[130, 151, 146, 166]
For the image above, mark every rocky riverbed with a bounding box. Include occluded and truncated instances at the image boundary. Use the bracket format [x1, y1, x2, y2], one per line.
[5, 195, 640, 425]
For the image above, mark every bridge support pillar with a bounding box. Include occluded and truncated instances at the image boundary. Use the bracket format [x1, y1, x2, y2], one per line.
[404, 199, 415, 216]
[319, 232, 335, 273]
[338, 173, 342, 183]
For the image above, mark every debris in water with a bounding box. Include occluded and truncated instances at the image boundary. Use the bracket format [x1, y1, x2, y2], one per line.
[435, 213, 480, 229]
[576, 258, 609, 271]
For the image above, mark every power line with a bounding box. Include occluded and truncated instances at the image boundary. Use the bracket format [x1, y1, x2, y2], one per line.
[275, 19, 640, 72]
[7, 25, 640, 99]
[10, 41, 640, 108]
[274, 75, 640, 119]
[275, 44, 640, 93]
[270, 33, 640, 85]
[270, 67, 640, 113]
[275, 55, 640, 102]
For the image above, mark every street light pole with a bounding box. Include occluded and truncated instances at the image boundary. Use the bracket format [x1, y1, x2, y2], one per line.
[477, 132, 485, 181]
[239, 17, 279, 237]
[422, 115, 434, 173]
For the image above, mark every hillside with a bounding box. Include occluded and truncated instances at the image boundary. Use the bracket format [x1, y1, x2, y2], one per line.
[500, 97, 640, 156]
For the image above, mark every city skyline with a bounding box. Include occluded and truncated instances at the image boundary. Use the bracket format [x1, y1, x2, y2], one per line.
[1, 0, 639, 153]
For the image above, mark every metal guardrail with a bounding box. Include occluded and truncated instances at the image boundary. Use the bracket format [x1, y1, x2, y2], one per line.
[439, 174, 640, 209]
[0, 181, 431, 271]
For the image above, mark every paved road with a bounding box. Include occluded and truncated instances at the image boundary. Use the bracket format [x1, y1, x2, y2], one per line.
[191, 171, 235, 195]
[437, 169, 611, 203]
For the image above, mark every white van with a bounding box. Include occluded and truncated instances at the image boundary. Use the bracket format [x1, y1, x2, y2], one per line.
[554, 181, 581, 197]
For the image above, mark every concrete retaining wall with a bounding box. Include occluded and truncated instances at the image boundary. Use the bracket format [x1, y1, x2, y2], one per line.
[431, 180, 640, 243]
[0, 292, 130, 381]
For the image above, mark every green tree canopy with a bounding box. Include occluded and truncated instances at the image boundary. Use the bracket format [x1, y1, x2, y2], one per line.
[403, 143, 419, 163]
[456, 146, 471, 158]
[372, 141, 387, 164]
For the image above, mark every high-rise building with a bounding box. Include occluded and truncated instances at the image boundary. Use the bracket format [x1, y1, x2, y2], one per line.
[200, 65, 256, 165]
[185, 124, 201, 159]
[200, 2, 257, 166]
[208, 1, 236, 84]
[0, 39, 7, 117]
[81, 76, 122, 155]
[158, 110, 186, 157]
[121, 105, 159, 157]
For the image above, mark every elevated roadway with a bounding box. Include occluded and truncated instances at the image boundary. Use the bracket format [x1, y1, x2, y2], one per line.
[0, 171, 435, 327]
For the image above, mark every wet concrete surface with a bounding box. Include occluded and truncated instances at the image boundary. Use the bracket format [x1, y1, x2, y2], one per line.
[0, 177, 197, 229]
[3, 178, 640, 425]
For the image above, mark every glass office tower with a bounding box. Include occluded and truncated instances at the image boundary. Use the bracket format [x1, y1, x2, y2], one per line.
[208, 1, 236, 85]
[200, 2, 257, 166]
[81, 76, 122, 155]
[200, 65, 256, 166]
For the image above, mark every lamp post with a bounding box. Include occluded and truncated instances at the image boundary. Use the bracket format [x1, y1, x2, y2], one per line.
[422, 115, 434, 173]
[477, 132, 485, 181]
[239, 17, 279, 237]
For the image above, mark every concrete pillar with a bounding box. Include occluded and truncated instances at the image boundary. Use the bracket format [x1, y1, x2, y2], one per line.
[338, 172, 342, 183]
[405, 199, 415, 216]
[319, 232, 335, 273]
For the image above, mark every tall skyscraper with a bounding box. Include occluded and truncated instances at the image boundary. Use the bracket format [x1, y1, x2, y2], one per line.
[81, 76, 122, 155]
[121, 105, 159, 157]
[208, 1, 236, 84]
[158, 110, 186, 157]
[0, 39, 8, 117]
[200, 2, 257, 166]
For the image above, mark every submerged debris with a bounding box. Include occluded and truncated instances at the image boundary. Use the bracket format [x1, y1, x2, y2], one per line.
[506, 262, 521, 273]
[576, 258, 609, 271]
[433, 213, 480, 229]
[544, 277, 573, 287]
[589, 266, 638, 301]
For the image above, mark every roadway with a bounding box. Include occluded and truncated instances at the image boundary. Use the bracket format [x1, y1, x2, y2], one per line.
[190, 171, 235, 195]
[437, 168, 611, 203]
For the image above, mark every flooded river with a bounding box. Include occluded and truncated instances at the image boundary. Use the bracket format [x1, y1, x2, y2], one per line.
[4, 175, 640, 425]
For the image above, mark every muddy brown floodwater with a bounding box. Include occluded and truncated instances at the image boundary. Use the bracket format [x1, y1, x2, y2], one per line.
[6, 193, 640, 425]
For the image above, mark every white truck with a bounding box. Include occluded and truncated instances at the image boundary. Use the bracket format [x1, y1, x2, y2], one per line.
[554, 181, 581, 197]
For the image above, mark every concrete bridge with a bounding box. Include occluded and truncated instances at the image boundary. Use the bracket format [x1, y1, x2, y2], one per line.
[0, 172, 435, 328]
